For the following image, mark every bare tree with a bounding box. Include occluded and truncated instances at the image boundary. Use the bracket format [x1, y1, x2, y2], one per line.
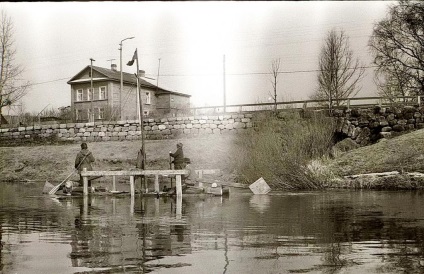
[269, 58, 281, 112]
[369, 0, 424, 97]
[312, 29, 365, 113]
[0, 10, 30, 125]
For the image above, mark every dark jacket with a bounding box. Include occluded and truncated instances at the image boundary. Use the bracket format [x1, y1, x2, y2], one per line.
[75, 149, 95, 172]
[170, 147, 184, 165]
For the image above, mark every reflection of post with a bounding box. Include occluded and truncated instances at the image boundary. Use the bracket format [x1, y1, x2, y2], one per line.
[83, 168, 88, 196]
[112, 198, 116, 215]
[83, 195, 88, 218]
[155, 197, 160, 216]
[131, 195, 134, 216]
[130, 176, 135, 215]
[176, 195, 182, 219]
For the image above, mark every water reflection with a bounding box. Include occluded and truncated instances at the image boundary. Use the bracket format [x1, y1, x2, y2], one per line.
[249, 195, 271, 214]
[2, 183, 424, 273]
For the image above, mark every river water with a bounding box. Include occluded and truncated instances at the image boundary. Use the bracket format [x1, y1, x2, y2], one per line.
[1, 182, 424, 273]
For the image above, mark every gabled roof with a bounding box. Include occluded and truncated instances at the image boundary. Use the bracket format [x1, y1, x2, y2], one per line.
[68, 66, 190, 96]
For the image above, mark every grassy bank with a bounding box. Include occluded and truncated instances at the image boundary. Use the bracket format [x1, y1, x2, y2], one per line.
[232, 111, 336, 189]
[3, 114, 424, 190]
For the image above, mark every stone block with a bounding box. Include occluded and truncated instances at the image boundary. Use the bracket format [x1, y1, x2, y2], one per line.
[158, 125, 167, 130]
[379, 132, 392, 138]
[225, 124, 234, 130]
[83, 132, 91, 137]
[392, 124, 404, 132]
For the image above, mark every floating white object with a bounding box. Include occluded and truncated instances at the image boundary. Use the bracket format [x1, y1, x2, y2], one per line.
[249, 177, 271, 195]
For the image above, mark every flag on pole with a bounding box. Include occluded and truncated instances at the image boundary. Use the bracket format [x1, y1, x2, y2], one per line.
[127, 49, 137, 66]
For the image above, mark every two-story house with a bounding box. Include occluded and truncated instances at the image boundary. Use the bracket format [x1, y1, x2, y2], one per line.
[67, 64, 191, 122]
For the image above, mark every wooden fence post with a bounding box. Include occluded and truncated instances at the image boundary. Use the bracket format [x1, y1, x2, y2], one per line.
[154, 175, 159, 193]
[176, 175, 182, 197]
[130, 176, 135, 198]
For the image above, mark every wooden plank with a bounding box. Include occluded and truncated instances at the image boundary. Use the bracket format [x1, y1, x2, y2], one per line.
[196, 169, 221, 175]
[81, 169, 188, 176]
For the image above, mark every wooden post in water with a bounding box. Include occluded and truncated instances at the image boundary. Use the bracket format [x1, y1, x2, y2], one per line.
[154, 175, 159, 193]
[112, 176, 116, 192]
[83, 168, 88, 196]
[130, 176, 135, 198]
[176, 175, 182, 197]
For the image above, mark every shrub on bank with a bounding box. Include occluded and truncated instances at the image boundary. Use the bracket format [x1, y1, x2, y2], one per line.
[232, 111, 336, 189]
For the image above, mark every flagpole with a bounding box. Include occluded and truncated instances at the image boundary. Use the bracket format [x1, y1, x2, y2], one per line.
[135, 49, 145, 169]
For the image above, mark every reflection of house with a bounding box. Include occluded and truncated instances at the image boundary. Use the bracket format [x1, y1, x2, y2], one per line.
[67, 64, 191, 122]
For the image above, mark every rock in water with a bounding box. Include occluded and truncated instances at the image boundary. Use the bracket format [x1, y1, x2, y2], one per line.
[249, 177, 271, 195]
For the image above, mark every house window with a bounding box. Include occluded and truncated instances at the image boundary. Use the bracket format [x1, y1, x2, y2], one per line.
[145, 92, 151, 104]
[76, 109, 84, 121]
[76, 89, 83, 102]
[99, 87, 107, 100]
[87, 109, 91, 121]
[96, 107, 104, 119]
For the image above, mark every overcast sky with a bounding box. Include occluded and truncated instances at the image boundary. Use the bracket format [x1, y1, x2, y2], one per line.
[2, 1, 394, 115]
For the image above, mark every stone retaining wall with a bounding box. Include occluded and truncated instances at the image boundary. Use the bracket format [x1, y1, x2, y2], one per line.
[0, 114, 254, 146]
[2, 105, 423, 147]
[334, 105, 424, 145]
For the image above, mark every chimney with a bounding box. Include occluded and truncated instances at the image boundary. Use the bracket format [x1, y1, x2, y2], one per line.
[138, 70, 145, 77]
[111, 64, 117, 71]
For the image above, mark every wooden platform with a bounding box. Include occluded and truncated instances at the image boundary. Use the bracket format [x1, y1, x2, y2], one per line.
[81, 169, 189, 197]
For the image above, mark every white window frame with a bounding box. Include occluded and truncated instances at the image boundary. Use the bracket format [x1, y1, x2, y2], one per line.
[97, 107, 104, 119]
[99, 86, 107, 100]
[145, 91, 151, 105]
[76, 89, 83, 102]
[87, 108, 91, 121]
